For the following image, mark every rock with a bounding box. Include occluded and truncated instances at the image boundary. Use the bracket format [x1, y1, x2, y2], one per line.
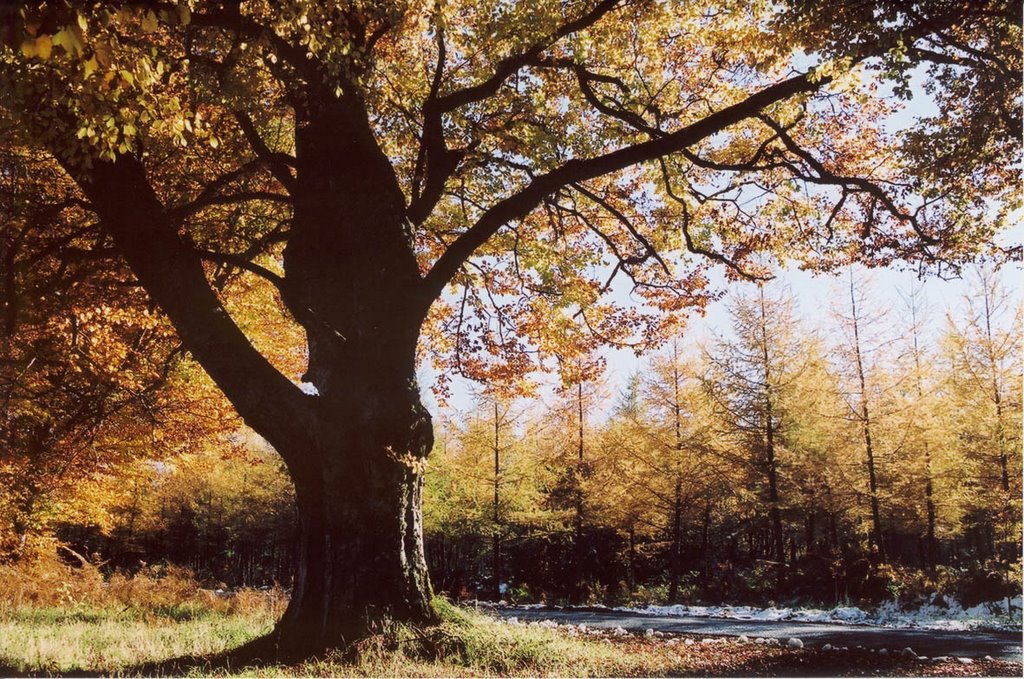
[931, 656, 950, 662]
[821, 643, 833, 651]
[612, 626, 628, 637]
[644, 628, 655, 638]
[685, 638, 695, 646]
[754, 637, 765, 644]
[787, 638, 804, 650]
[956, 657, 973, 665]
[737, 635, 749, 644]
[666, 638, 678, 646]
[918, 656, 929, 661]
[654, 631, 665, 638]
[702, 637, 717, 644]
[983, 655, 994, 662]
[878, 649, 888, 656]
[901, 647, 917, 658]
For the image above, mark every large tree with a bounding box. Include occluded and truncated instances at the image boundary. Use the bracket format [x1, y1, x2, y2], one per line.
[0, 0, 1018, 656]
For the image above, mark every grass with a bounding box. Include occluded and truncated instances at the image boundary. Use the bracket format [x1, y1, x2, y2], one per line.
[0, 555, 1019, 676]
[1, 598, 1021, 677]
[0, 605, 273, 675]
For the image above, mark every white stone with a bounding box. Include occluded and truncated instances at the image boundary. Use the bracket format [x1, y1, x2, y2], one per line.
[901, 647, 917, 658]
[737, 635, 749, 644]
[956, 657, 974, 665]
[685, 638, 695, 646]
[612, 626, 628, 637]
[821, 644, 833, 651]
[787, 638, 804, 650]
[644, 628, 655, 638]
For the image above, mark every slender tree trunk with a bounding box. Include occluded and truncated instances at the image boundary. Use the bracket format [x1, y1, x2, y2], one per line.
[757, 286, 786, 579]
[627, 524, 637, 595]
[668, 351, 684, 602]
[492, 400, 502, 602]
[805, 506, 816, 556]
[700, 502, 711, 586]
[848, 277, 886, 561]
[906, 285, 938, 571]
[573, 381, 586, 603]
[669, 475, 683, 601]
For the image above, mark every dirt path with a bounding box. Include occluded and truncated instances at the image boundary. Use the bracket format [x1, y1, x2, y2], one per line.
[491, 607, 1023, 661]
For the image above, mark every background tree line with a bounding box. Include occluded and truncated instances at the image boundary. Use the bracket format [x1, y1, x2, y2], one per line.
[422, 269, 1021, 607]
[1, 267, 1019, 608]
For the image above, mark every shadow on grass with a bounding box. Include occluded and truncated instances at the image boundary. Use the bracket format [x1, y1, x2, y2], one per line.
[0, 632, 287, 678]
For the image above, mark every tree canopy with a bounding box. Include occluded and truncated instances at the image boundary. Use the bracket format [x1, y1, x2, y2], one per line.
[1, 0, 1019, 656]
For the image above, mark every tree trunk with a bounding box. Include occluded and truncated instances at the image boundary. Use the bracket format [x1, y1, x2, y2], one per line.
[492, 399, 502, 602]
[847, 276, 886, 562]
[668, 475, 683, 602]
[700, 502, 711, 587]
[572, 380, 586, 604]
[269, 381, 435, 656]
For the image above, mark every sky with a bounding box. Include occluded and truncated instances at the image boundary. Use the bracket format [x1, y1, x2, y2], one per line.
[423, 64, 1023, 419]
[426, 249, 1022, 419]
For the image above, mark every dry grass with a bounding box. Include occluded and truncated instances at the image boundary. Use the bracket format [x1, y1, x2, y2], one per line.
[0, 550, 287, 618]
[0, 551, 284, 674]
[0, 557, 1019, 677]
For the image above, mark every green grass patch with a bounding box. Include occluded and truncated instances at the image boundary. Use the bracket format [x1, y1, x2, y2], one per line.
[0, 605, 275, 675]
[2, 598, 1019, 677]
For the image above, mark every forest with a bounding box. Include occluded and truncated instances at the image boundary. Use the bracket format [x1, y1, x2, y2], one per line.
[0, 0, 1021, 674]
[4, 269, 1019, 613]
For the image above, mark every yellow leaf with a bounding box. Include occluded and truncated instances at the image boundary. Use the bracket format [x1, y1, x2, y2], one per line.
[142, 10, 159, 33]
[84, 56, 98, 78]
[35, 35, 52, 60]
[20, 39, 37, 58]
[209, 136, 219, 149]
[94, 41, 112, 67]
[178, 4, 191, 25]
[77, 12, 88, 31]
[52, 29, 83, 57]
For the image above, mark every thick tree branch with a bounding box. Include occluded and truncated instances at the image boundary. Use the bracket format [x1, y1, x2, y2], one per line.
[409, 0, 626, 224]
[430, 0, 625, 115]
[54, 154, 316, 456]
[233, 112, 297, 193]
[419, 72, 821, 307]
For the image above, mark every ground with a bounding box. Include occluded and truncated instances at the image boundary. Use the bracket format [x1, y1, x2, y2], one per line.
[0, 598, 1021, 677]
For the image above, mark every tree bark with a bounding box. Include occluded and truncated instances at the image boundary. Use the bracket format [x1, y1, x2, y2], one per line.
[59, 127, 438, 656]
[274, 405, 434, 654]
